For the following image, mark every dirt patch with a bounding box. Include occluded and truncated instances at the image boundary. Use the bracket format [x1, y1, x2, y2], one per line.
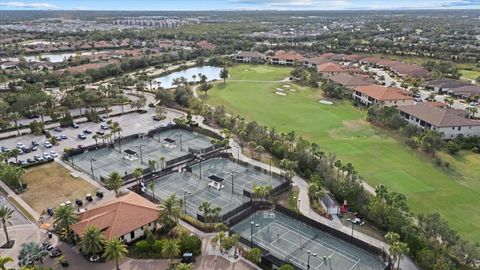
[328, 120, 383, 139]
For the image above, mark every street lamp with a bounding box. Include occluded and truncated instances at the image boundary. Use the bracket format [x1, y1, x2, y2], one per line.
[136, 144, 145, 164]
[233, 145, 240, 163]
[267, 156, 272, 184]
[183, 191, 191, 214]
[250, 221, 260, 248]
[196, 156, 203, 179]
[90, 158, 96, 179]
[297, 198, 301, 215]
[351, 222, 355, 242]
[307, 250, 317, 270]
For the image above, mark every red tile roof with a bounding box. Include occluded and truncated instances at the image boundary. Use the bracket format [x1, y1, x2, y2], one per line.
[316, 62, 346, 73]
[71, 192, 159, 240]
[272, 50, 304, 61]
[354, 85, 413, 101]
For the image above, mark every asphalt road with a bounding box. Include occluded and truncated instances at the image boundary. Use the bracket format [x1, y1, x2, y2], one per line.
[0, 195, 30, 225]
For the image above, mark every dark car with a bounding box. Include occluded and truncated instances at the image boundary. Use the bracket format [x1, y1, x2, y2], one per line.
[100, 124, 109, 130]
[53, 127, 62, 132]
[23, 148, 31, 153]
[49, 248, 62, 258]
[96, 131, 105, 136]
[77, 134, 86, 140]
[30, 145, 38, 151]
[83, 129, 92, 134]
[42, 241, 54, 251]
[60, 134, 68, 140]
[72, 123, 79, 129]
[31, 141, 39, 146]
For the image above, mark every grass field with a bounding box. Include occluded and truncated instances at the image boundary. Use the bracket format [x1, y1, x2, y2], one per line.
[204, 64, 480, 242]
[460, 69, 480, 81]
[21, 162, 96, 213]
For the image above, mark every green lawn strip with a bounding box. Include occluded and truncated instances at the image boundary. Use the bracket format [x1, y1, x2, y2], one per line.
[460, 69, 480, 81]
[206, 63, 480, 242]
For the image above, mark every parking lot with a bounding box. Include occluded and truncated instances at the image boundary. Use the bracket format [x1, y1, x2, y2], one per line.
[0, 109, 183, 165]
[69, 128, 213, 180]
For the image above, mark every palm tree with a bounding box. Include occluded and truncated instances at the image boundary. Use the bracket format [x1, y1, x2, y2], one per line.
[105, 171, 123, 197]
[8, 112, 21, 136]
[175, 263, 193, 270]
[220, 68, 229, 83]
[103, 238, 128, 270]
[254, 145, 265, 160]
[0, 256, 13, 270]
[80, 226, 105, 256]
[148, 181, 155, 200]
[19, 242, 48, 265]
[92, 134, 99, 146]
[210, 231, 226, 258]
[158, 194, 182, 228]
[385, 232, 409, 270]
[0, 206, 14, 245]
[148, 160, 158, 173]
[53, 205, 78, 237]
[161, 239, 180, 262]
[9, 148, 20, 163]
[132, 168, 143, 185]
[159, 156, 166, 170]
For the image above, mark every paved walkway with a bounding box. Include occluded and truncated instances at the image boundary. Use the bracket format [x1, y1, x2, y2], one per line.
[0, 224, 44, 268]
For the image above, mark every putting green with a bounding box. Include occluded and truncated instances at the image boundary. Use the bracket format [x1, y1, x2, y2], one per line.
[204, 64, 480, 242]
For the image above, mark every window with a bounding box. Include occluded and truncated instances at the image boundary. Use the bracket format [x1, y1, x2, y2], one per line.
[130, 231, 135, 239]
[458, 127, 461, 131]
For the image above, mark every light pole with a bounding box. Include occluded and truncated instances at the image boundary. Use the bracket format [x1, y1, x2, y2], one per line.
[267, 156, 272, 185]
[176, 133, 183, 151]
[297, 198, 301, 215]
[250, 221, 259, 248]
[351, 222, 355, 242]
[183, 191, 191, 214]
[233, 145, 240, 163]
[136, 144, 144, 164]
[307, 250, 317, 270]
[90, 158, 96, 179]
[230, 170, 236, 194]
[197, 156, 203, 179]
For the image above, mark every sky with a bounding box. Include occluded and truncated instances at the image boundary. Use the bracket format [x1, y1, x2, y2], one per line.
[0, 0, 480, 11]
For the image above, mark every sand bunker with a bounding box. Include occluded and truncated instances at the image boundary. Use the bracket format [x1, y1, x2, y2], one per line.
[275, 92, 287, 96]
[319, 100, 333, 105]
[276, 88, 284, 92]
[283, 84, 291, 88]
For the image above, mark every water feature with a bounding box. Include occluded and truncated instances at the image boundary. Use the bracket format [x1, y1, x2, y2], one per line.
[1, 51, 105, 63]
[152, 66, 222, 89]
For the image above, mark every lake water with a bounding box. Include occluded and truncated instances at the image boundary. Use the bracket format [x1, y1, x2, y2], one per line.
[152, 66, 222, 89]
[1, 51, 103, 63]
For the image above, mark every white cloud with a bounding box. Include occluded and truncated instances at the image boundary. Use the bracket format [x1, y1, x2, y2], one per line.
[0, 1, 58, 9]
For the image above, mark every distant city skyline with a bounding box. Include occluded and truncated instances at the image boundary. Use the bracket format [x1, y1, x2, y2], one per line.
[0, 0, 480, 11]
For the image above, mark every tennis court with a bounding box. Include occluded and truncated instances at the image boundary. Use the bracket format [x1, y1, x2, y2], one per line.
[189, 157, 285, 192]
[150, 157, 286, 218]
[70, 128, 212, 181]
[231, 211, 385, 270]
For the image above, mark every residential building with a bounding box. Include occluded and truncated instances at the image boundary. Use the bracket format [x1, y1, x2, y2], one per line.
[316, 62, 346, 74]
[197, 40, 216, 50]
[269, 50, 304, 66]
[70, 192, 159, 243]
[398, 103, 480, 138]
[353, 85, 414, 107]
[325, 73, 374, 89]
[234, 51, 266, 63]
[424, 78, 471, 93]
[303, 57, 330, 68]
[0, 61, 19, 70]
[447, 85, 480, 99]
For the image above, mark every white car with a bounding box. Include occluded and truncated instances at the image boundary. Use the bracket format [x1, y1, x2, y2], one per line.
[49, 151, 59, 158]
[16, 143, 25, 149]
[43, 153, 52, 159]
[44, 141, 53, 148]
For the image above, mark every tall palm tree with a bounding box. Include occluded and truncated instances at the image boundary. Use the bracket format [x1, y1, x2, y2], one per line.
[53, 205, 78, 236]
[0, 256, 13, 270]
[105, 171, 123, 197]
[132, 168, 143, 185]
[9, 148, 20, 163]
[158, 194, 182, 228]
[8, 112, 21, 136]
[80, 226, 105, 256]
[159, 156, 166, 170]
[103, 238, 128, 270]
[148, 160, 158, 173]
[0, 206, 14, 245]
[161, 239, 180, 262]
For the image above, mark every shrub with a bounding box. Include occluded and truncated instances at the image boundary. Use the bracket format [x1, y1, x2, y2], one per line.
[135, 240, 150, 253]
[446, 141, 460, 155]
[246, 248, 262, 264]
[152, 240, 164, 254]
[179, 234, 202, 256]
[473, 147, 480, 153]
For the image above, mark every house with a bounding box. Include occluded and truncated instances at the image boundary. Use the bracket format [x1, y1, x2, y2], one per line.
[234, 51, 266, 63]
[397, 103, 480, 138]
[326, 73, 374, 89]
[0, 61, 19, 70]
[269, 50, 304, 66]
[71, 192, 159, 243]
[353, 85, 414, 107]
[197, 41, 216, 50]
[303, 57, 330, 68]
[424, 79, 471, 93]
[316, 62, 346, 74]
[447, 85, 480, 99]
[389, 63, 430, 78]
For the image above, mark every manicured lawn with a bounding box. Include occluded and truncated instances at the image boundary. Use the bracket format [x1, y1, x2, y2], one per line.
[21, 162, 96, 213]
[460, 69, 480, 81]
[205, 64, 480, 242]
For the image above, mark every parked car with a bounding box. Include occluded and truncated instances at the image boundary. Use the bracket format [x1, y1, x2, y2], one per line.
[60, 134, 68, 140]
[469, 102, 478, 107]
[23, 148, 31, 153]
[55, 135, 62, 141]
[89, 254, 101, 262]
[17, 149, 24, 155]
[34, 155, 44, 162]
[43, 141, 53, 148]
[72, 123, 79, 129]
[100, 124, 109, 130]
[53, 127, 62, 132]
[49, 248, 62, 258]
[16, 143, 25, 149]
[31, 141, 39, 146]
[96, 131, 105, 136]
[49, 151, 58, 158]
[153, 115, 162, 121]
[26, 158, 35, 163]
[1, 146, 9, 152]
[43, 153, 52, 160]
[42, 241, 54, 251]
[19, 160, 28, 166]
[99, 117, 106, 122]
[77, 134, 87, 140]
[83, 129, 92, 134]
[29, 145, 38, 151]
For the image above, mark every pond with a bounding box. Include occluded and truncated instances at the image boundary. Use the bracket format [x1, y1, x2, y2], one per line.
[1, 51, 105, 63]
[152, 66, 222, 89]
